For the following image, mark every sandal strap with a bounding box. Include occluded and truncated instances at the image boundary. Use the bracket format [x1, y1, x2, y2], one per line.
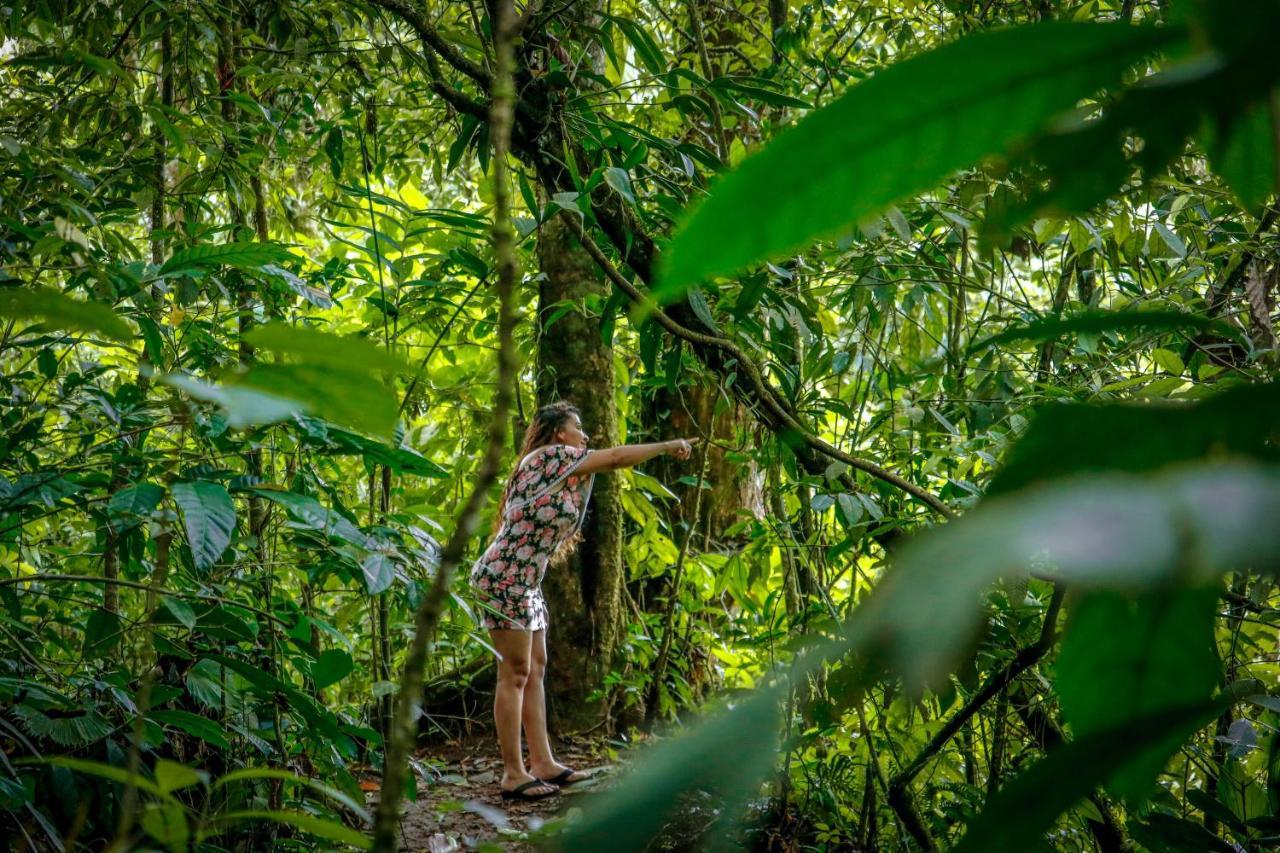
[513, 779, 553, 794]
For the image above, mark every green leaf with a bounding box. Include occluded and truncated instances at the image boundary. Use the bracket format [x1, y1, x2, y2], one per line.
[555, 683, 783, 850]
[158, 242, 295, 276]
[1130, 812, 1237, 853]
[142, 802, 190, 852]
[82, 607, 122, 659]
[0, 287, 132, 340]
[967, 309, 1241, 355]
[248, 487, 373, 549]
[603, 166, 636, 204]
[1151, 347, 1186, 375]
[171, 481, 236, 571]
[149, 709, 230, 749]
[1207, 91, 1279, 212]
[862, 463, 1280, 689]
[241, 322, 405, 375]
[360, 552, 395, 595]
[609, 15, 665, 77]
[312, 649, 354, 691]
[207, 810, 371, 849]
[159, 596, 197, 630]
[108, 483, 166, 532]
[989, 382, 1280, 495]
[1153, 221, 1187, 258]
[235, 363, 398, 441]
[161, 371, 305, 429]
[953, 701, 1225, 853]
[23, 757, 169, 799]
[658, 21, 1179, 297]
[213, 767, 370, 823]
[1056, 586, 1222, 805]
[154, 759, 205, 794]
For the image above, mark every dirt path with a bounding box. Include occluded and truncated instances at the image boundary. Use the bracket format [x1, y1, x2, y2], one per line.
[366, 737, 619, 851]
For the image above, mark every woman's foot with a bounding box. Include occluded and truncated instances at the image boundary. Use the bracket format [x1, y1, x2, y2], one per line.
[500, 773, 559, 801]
[530, 762, 593, 786]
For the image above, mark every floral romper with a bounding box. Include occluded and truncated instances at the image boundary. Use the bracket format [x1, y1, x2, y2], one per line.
[469, 443, 594, 631]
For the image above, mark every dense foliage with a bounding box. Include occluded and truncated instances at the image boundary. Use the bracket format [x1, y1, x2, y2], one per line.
[2, 0, 1279, 850]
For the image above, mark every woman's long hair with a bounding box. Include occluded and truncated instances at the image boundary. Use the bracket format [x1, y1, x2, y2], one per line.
[493, 401, 585, 567]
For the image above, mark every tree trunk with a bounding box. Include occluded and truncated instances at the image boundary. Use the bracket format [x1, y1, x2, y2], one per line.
[535, 211, 626, 733]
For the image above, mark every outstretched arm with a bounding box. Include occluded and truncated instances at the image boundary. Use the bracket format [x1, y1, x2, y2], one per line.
[575, 438, 698, 476]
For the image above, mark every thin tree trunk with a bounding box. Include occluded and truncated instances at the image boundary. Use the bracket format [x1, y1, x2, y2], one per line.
[371, 2, 521, 846]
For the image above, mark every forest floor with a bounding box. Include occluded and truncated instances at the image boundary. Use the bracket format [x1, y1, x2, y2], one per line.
[364, 735, 621, 851]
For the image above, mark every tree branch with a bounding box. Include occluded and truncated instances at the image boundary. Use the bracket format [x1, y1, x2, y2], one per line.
[574, 222, 954, 518]
[886, 585, 1065, 850]
[365, 0, 492, 89]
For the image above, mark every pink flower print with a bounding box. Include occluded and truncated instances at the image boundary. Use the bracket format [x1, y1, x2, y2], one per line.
[537, 505, 557, 522]
[488, 560, 506, 573]
[535, 494, 552, 507]
[516, 545, 534, 561]
[477, 576, 491, 590]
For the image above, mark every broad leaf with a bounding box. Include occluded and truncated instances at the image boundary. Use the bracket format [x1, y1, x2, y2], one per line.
[82, 607, 121, 658]
[0, 287, 131, 340]
[241, 322, 405, 375]
[860, 463, 1280, 689]
[107, 483, 166, 532]
[658, 21, 1179, 297]
[989, 382, 1280, 495]
[553, 682, 783, 851]
[171, 481, 236, 571]
[954, 702, 1225, 853]
[967, 309, 1241, 354]
[1056, 586, 1222, 805]
[158, 241, 295, 276]
[1206, 90, 1279, 212]
[206, 810, 371, 849]
[160, 372, 304, 429]
[312, 649, 354, 691]
[149, 709, 231, 749]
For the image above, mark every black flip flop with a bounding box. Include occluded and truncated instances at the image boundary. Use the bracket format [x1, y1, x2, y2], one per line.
[538, 768, 593, 787]
[500, 779, 560, 802]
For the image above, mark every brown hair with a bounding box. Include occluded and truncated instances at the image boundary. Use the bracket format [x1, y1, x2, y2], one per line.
[493, 401, 585, 567]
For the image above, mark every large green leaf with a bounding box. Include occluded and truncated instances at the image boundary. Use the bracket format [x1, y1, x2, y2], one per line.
[311, 649, 355, 691]
[967, 309, 1242, 355]
[1056, 586, 1222, 805]
[658, 21, 1180, 296]
[149, 710, 231, 749]
[953, 701, 1225, 853]
[0, 287, 131, 340]
[157, 241, 296, 276]
[858, 462, 1280, 690]
[553, 681, 784, 851]
[160, 372, 304, 429]
[205, 810, 370, 850]
[234, 363, 399, 441]
[171, 481, 236, 571]
[213, 767, 370, 822]
[241, 323, 405, 375]
[1206, 91, 1279, 212]
[248, 487, 373, 549]
[107, 483, 166, 532]
[82, 607, 122, 658]
[988, 382, 1280, 494]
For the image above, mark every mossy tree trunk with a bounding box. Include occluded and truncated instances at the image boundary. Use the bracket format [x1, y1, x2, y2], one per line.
[535, 212, 627, 733]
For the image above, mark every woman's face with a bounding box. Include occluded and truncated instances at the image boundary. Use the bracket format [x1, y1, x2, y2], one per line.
[555, 413, 590, 449]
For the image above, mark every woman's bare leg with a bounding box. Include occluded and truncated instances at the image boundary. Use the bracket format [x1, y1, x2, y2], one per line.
[523, 629, 590, 783]
[490, 629, 555, 794]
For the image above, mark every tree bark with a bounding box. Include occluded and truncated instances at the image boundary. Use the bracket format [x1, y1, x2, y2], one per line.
[535, 211, 627, 733]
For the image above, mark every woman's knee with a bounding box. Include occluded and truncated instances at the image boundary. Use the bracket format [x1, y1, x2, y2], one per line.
[499, 657, 532, 690]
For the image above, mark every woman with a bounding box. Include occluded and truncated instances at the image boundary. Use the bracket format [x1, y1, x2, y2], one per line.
[470, 400, 697, 801]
